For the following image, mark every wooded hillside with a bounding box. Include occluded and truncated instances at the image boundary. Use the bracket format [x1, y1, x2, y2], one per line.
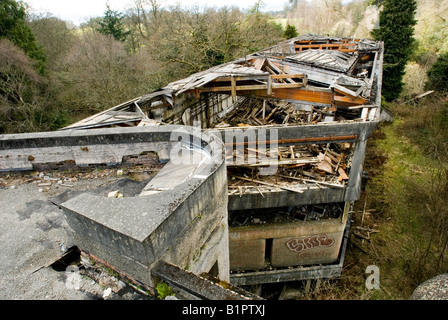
[1, 0, 447, 134]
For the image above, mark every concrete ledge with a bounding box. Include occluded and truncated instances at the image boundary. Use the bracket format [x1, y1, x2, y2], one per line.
[217, 122, 375, 210]
[229, 187, 350, 210]
[1, 126, 230, 288]
[230, 211, 352, 286]
[229, 202, 350, 271]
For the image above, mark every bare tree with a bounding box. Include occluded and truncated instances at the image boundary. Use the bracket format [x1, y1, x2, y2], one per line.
[56, 30, 161, 113]
[0, 39, 43, 133]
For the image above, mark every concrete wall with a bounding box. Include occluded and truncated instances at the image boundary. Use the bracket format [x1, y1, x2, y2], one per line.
[229, 202, 350, 271]
[0, 127, 180, 171]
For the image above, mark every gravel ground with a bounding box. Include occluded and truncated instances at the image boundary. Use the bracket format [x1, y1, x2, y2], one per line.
[0, 169, 154, 300]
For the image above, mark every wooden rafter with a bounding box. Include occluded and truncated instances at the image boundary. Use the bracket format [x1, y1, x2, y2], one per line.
[294, 42, 358, 53]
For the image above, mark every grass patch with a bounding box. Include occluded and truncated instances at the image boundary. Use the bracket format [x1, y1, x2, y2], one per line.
[303, 96, 448, 300]
[356, 97, 448, 299]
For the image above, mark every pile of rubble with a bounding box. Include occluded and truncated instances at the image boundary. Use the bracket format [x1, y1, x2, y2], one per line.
[229, 202, 345, 227]
[0, 166, 162, 194]
[0, 151, 165, 192]
[214, 97, 330, 128]
[227, 142, 353, 195]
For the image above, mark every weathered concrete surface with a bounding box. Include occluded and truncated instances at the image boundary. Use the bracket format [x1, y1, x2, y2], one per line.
[271, 232, 342, 267]
[231, 263, 343, 287]
[0, 126, 194, 171]
[1, 125, 230, 293]
[229, 219, 345, 270]
[0, 184, 78, 299]
[0, 179, 150, 300]
[411, 274, 448, 300]
[60, 161, 228, 286]
[229, 239, 266, 271]
[152, 261, 259, 300]
[48, 127, 230, 287]
[229, 202, 349, 271]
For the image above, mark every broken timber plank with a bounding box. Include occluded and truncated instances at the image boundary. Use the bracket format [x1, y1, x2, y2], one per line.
[227, 158, 319, 167]
[254, 58, 266, 70]
[277, 174, 344, 189]
[233, 175, 304, 193]
[338, 167, 349, 180]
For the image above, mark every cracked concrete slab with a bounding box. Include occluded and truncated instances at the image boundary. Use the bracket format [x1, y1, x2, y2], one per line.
[0, 178, 154, 300]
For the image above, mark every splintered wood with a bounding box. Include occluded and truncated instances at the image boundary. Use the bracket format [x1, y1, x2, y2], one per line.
[227, 142, 352, 195]
[213, 96, 361, 129]
[229, 202, 345, 227]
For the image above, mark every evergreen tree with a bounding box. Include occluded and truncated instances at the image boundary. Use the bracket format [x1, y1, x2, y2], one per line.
[371, 0, 417, 102]
[0, 0, 46, 74]
[283, 24, 298, 39]
[425, 53, 448, 93]
[97, 4, 130, 42]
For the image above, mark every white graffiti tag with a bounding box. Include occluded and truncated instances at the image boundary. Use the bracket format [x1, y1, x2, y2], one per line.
[286, 235, 335, 253]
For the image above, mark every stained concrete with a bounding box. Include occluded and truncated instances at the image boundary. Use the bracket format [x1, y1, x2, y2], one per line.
[229, 215, 347, 271]
[0, 178, 150, 300]
[1, 125, 230, 294]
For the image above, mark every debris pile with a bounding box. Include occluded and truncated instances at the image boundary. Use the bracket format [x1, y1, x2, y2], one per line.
[227, 142, 353, 195]
[213, 97, 361, 128]
[0, 163, 164, 192]
[229, 202, 345, 227]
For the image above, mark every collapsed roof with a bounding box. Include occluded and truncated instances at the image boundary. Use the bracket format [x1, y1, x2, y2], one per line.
[62, 34, 384, 130]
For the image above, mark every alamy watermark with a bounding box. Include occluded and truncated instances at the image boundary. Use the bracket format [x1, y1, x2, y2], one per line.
[169, 122, 279, 175]
[65, 265, 81, 290]
[365, 265, 380, 290]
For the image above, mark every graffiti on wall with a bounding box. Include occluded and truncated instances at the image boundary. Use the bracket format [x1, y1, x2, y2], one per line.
[286, 235, 335, 253]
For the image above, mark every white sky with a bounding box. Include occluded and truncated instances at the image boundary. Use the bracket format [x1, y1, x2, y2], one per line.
[25, 0, 289, 25]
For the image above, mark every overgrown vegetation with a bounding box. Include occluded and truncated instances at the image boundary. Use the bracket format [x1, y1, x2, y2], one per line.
[355, 97, 448, 299]
[0, 0, 284, 133]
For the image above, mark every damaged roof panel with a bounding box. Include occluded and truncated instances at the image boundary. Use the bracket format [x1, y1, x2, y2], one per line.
[285, 50, 358, 73]
[61, 34, 383, 130]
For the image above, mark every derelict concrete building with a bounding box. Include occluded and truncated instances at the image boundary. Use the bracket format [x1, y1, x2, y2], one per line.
[0, 34, 384, 297]
[61, 34, 385, 286]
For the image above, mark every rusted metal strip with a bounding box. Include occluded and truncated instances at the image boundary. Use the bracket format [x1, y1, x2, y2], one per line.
[152, 261, 262, 300]
[270, 74, 305, 79]
[82, 251, 156, 296]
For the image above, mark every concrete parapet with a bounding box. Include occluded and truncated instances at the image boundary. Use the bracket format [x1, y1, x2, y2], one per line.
[0, 126, 230, 288]
[209, 120, 379, 148]
[0, 126, 185, 171]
